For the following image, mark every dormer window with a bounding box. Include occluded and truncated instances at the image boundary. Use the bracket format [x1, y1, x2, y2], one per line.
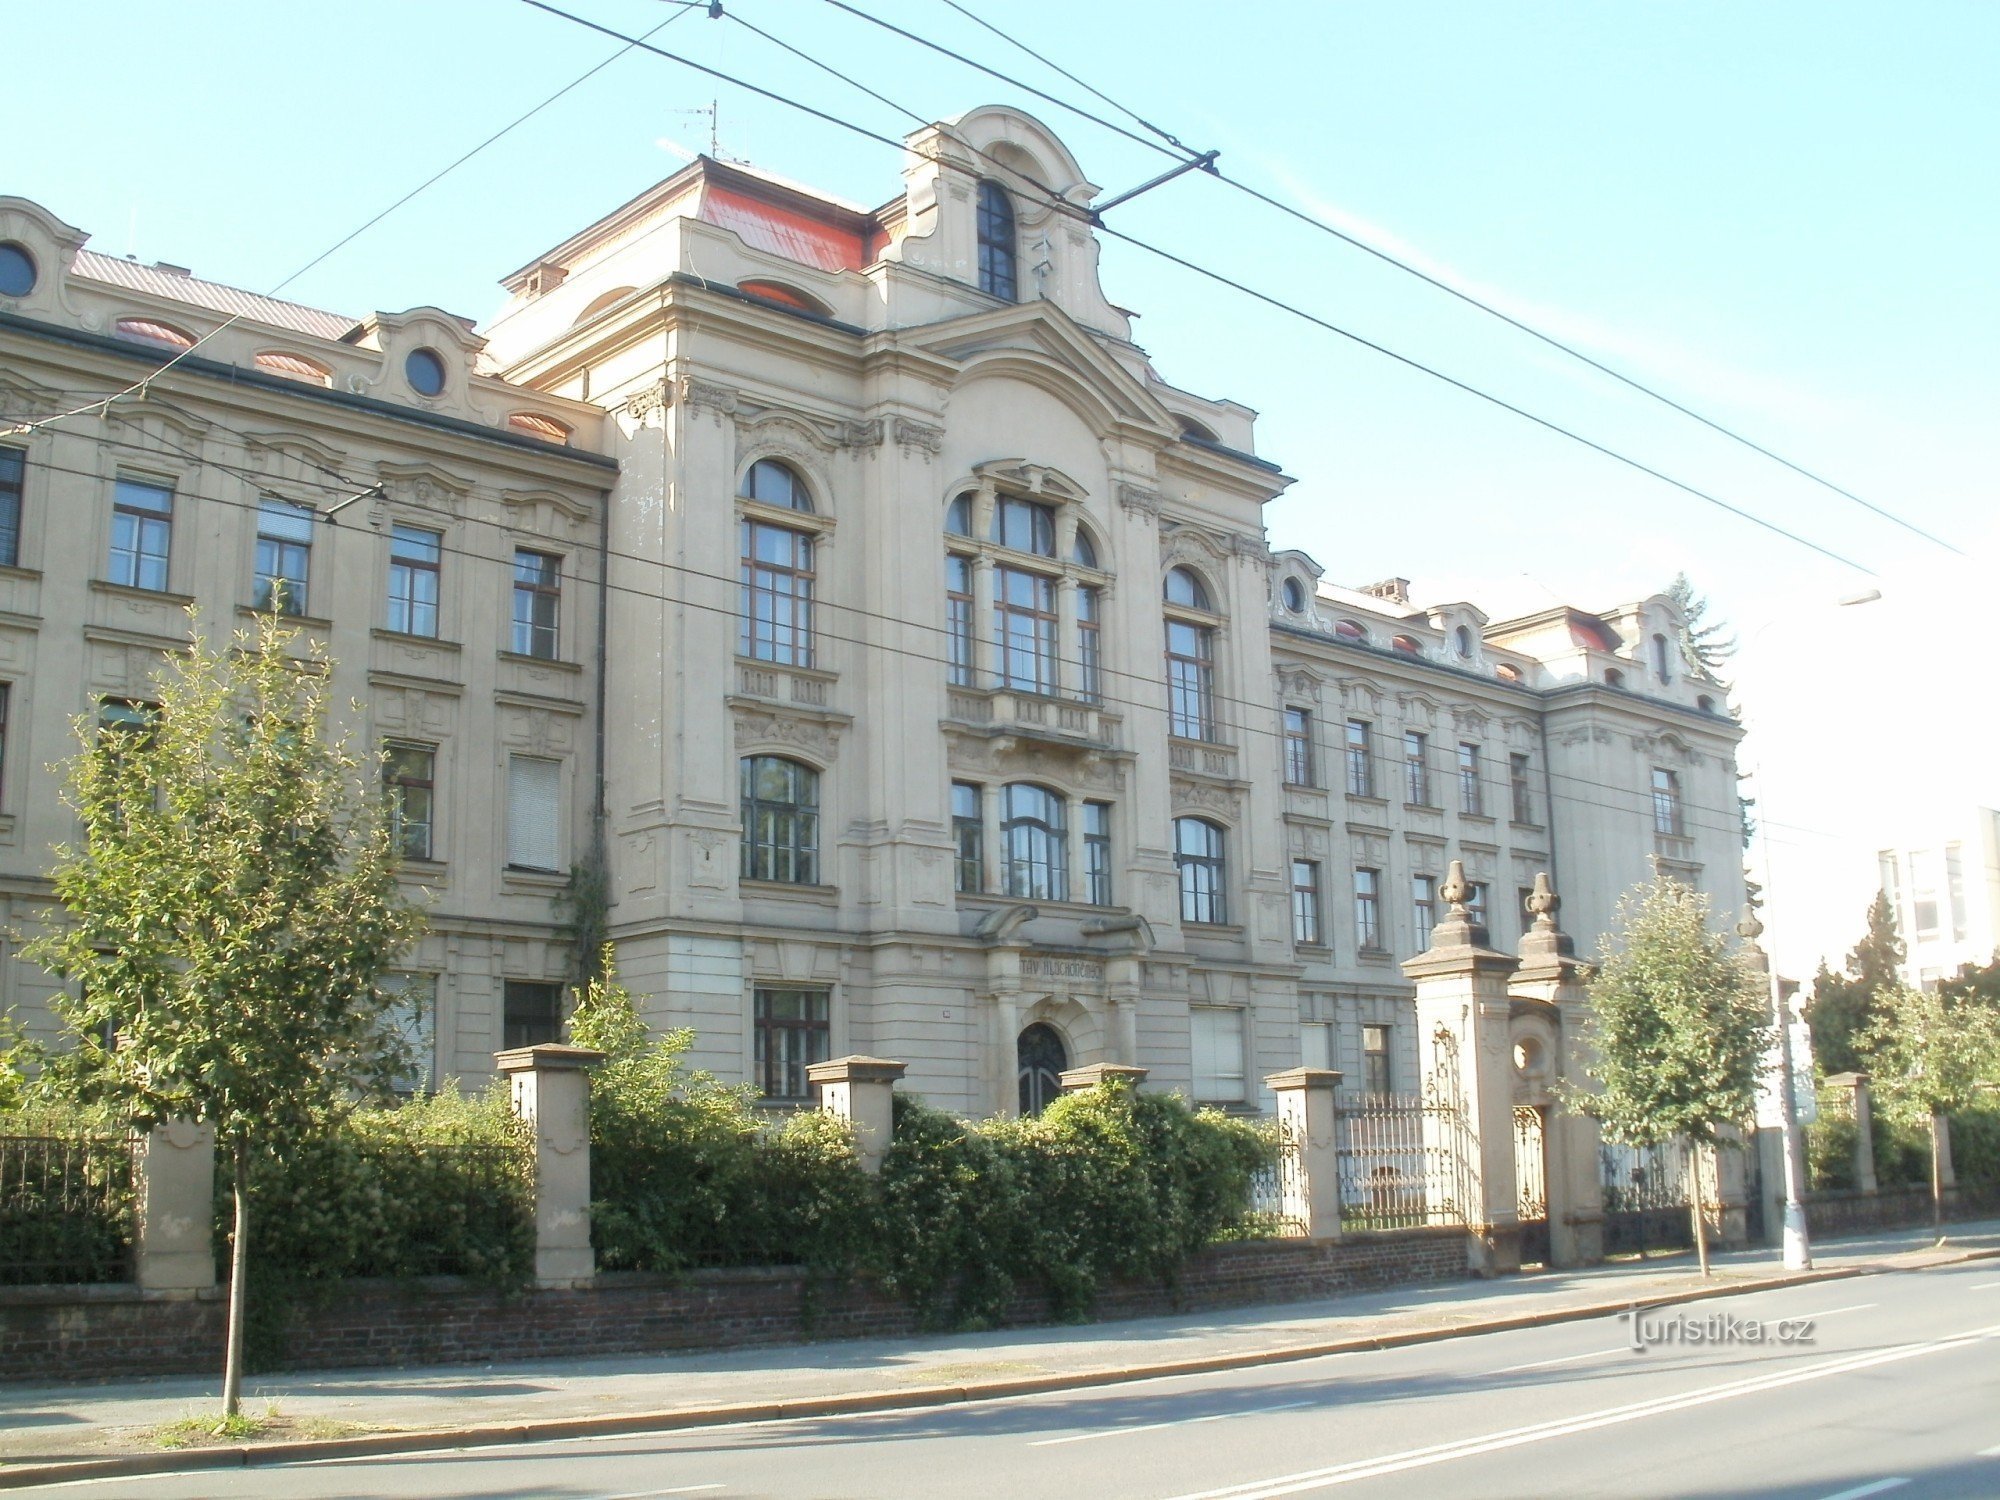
[1453, 625, 1474, 658]
[114, 318, 195, 351]
[1391, 634, 1423, 656]
[1605, 668, 1626, 687]
[1335, 619, 1367, 642]
[1651, 632, 1673, 684]
[1281, 577, 1306, 613]
[977, 181, 1017, 302]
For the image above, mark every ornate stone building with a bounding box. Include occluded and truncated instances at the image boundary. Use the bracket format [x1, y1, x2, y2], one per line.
[0, 105, 1747, 1116]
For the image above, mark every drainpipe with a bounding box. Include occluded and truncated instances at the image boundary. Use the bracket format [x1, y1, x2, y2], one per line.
[1538, 711, 1562, 900]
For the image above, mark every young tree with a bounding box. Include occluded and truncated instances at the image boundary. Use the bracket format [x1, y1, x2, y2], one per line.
[1807, 892, 1906, 1075]
[1665, 573, 1737, 686]
[24, 613, 423, 1417]
[1580, 879, 1772, 1275]
[1861, 984, 2000, 1227]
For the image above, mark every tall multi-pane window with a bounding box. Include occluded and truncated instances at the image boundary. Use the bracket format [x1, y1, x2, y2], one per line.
[1077, 585, 1102, 702]
[951, 781, 984, 893]
[996, 565, 1058, 693]
[1510, 752, 1534, 824]
[505, 754, 562, 872]
[1283, 707, 1316, 786]
[383, 743, 436, 862]
[253, 498, 313, 615]
[945, 554, 974, 685]
[1002, 783, 1068, 901]
[1413, 874, 1438, 950]
[108, 476, 172, 591]
[1353, 868, 1382, 951]
[381, 972, 438, 1095]
[754, 987, 831, 1101]
[1291, 859, 1323, 946]
[1190, 1007, 1247, 1104]
[502, 980, 562, 1049]
[740, 756, 820, 885]
[387, 524, 441, 637]
[1947, 843, 1968, 941]
[1082, 801, 1112, 907]
[738, 461, 816, 666]
[1467, 881, 1490, 931]
[0, 446, 23, 568]
[512, 549, 561, 659]
[1175, 816, 1227, 925]
[1910, 851, 1940, 940]
[1164, 567, 1217, 740]
[1362, 1023, 1391, 1095]
[1345, 719, 1375, 797]
[1651, 767, 1683, 836]
[1457, 742, 1483, 816]
[976, 180, 1017, 301]
[1403, 731, 1431, 806]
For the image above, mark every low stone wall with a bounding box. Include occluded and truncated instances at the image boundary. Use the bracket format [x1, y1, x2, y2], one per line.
[0, 1227, 1470, 1382]
[1806, 1181, 2000, 1239]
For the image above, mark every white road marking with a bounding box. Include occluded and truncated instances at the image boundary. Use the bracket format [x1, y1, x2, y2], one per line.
[596, 1487, 726, 1499]
[1157, 1321, 2000, 1499]
[1815, 1481, 1909, 1500]
[1969, 1281, 2000, 1291]
[1793, 1303, 1877, 1318]
[1490, 1347, 1626, 1374]
[1979, 1442, 2000, 1456]
[1031, 1400, 1313, 1447]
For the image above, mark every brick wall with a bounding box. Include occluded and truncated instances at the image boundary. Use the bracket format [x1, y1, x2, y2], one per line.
[0, 1228, 1470, 1382]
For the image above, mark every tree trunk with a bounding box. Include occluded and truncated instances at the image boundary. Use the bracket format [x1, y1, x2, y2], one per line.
[1689, 1144, 1711, 1278]
[1930, 1113, 1945, 1231]
[221, 1140, 250, 1420]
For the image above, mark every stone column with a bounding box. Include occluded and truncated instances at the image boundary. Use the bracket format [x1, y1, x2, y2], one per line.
[1059, 1062, 1148, 1092]
[1264, 1068, 1344, 1242]
[1709, 1130, 1750, 1249]
[496, 1043, 606, 1287]
[133, 1120, 217, 1293]
[808, 1055, 907, 1174]
[1510, 872, 1603, 1268]
[972, 555, 997, 688]
[1823, 1072, 1879, 1194]
[1934, 1113, 1957, 1189]
[1404, 860, 1521, 1274]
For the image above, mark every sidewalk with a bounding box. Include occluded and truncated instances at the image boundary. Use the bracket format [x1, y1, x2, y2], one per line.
[4, 1219, 1997, 1478]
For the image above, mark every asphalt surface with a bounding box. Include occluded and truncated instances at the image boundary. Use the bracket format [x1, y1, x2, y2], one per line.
[38, 1257, 2000, 1499]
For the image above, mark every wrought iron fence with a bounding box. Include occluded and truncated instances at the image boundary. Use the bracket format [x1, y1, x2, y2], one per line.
[0, 1132, 137, 1286]
[1335, 1088, 1476, 1231]
[1242, 1115, 1308, 1237]
[1600, 1138, 1694, 1257]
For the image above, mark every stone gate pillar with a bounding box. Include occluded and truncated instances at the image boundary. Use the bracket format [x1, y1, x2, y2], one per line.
[1059, 1062, 1149, 1093]
[809, 1056, 907, 1174]
[497, 1043, 606, 1287]
[1264, 1068, 1344, 1241]
[1405, 860, 1522, 1274]
[1823, 1072, 1879, 1194]
[134, 1120, 217, 1292]
[1509, 872, 1603, 1269]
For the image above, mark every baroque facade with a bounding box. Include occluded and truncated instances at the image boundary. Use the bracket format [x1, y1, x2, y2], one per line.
[0, 105, 1747, 1116]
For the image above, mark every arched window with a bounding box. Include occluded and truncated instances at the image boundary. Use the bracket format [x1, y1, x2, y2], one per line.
[1335, 619, 1368, 641]
[114, 317, 194, 350]
[254, 350, 332, 386]
[1018, 1023, 1068, 1116]
[946, 483, 1104, 699]
[945, 493, 974, 536]
[1605, 667, 1626, 687]
[1071, 526, 1098, 569]
[1002, 783, 1068, 901]
[738, 460, 816, 665]
[1453, 625, 1474, 658]
[1175, 816, 1228, 925]
[992, 495, 1056, 556]
[1391, 634, 1423, 656]
[977, 180, 1017, 301]
[1651, 632, 1673, 683]
[507, 411, 571, 445]
[1164, 567, 1217, 740]
[740, 756, 819, 884]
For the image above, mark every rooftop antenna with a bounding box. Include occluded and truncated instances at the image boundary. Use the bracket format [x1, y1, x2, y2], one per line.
[665, 100, 722, 158]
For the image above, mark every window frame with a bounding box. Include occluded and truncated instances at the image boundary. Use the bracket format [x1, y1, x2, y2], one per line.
[995, 562, 1060, 695]
[1001, 782, 1069, 902]
[1457, 741, 1484, 816]
[1291, 858, 1323, 947]
[502, 979, 563, 1051]
[740, 755, 821, 886]
[1344, 718, 1376, 798]
[1190, 1005, 1247, 1105]
[1175, 816, 1228, 926]
[383, 742, 437, 863]
[511, 548, 562, 660]
[951, 780, 984, 893]
[1651, 766, 1684, 837]
[1354, 867, 1382, 952]
[754, 985, 832, 1102]
[0, 445, 23, 569]
[386, 523, 442, 638]
[1164, 569, 1220, 742]
[1283, 706, 1316, 787]
[945, 553, 975, 686]
[253, 496, 314, 616]
[1509, 752, 1535, 825]
[1361, 1023, 1392, 1096]
[976, 179, 1018, 302]
[1082, 800, 1113, 907]
[1403, 730, 1431, 807]
[504, 753, 564, 873]
[1413, 874, 1438, 950]
[108, 475, 173, 592]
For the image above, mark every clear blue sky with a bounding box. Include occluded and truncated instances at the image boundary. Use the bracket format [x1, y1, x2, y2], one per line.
[7, 1, 1997, 973]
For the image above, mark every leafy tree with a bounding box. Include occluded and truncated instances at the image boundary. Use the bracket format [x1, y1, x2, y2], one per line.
[1666, 573, 1737, 686]
[23, 613, 423, 1416]
[1860, 984, 2000, 1226]
[1807, 892, 1906, 1075]
[1579, 879, 1772, 1275]
[1938, 956, 2000, 1017]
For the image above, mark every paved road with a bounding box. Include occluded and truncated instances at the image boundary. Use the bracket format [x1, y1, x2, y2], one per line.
[46, 1260, 2000, 1499]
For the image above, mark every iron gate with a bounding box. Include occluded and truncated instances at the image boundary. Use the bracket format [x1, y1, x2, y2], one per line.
[1601, 1139, 1694, 1257]
[1514, 1105, 1550, 1266]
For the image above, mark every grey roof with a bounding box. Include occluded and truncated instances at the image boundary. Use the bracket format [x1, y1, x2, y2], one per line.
[72, 250, 356, 341]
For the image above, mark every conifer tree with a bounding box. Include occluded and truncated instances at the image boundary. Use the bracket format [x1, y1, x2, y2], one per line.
[1807, 892, 1906, 1075]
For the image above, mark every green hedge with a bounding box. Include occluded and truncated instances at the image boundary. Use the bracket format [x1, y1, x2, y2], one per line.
[0, 1105, 136, 1286]
[1806, 1107, 1999, 1192]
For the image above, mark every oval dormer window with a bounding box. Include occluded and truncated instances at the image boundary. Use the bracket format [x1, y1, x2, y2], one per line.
[1281, 577, 1305, 613]
[405, 347, 447, 397]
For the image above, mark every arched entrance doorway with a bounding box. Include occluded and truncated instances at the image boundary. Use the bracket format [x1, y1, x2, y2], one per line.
[1017, 1023, 1069, 1116]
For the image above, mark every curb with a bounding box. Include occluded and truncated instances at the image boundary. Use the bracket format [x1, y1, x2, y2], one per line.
[6, 1243, 1996, 1490]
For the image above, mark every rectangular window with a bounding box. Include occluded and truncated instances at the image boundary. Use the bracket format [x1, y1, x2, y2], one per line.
[1345, 719, 1375, 797]
[754, 986, 830, 1101]
[1413, 874, 1438, 950]
[505, 754, 562, 872]
[1467, 881, 1489, 931]
[1302, 1020, 1334, 1071]
[1283, 707, 1315, 787]
[1362, 1023, 1391, 1096]
[996, 564, 1058, 694]
[945, 554, 974, 686]
[384, 743, 436, 862]
[739, 519, 814, 666]
[1083, 800, 1113, 906]
[381, 972, 438, 1094]
[512, 549, 561, 659]
[1510, 752, 1534, 825]
[1404, 731, 1431, 806]
[387, 524, 442, 637]
[0, 446, 23, 569]
[502, 980, 563, 1050]
[1077, 584, 1102, 702]
[1651, 767, 1684, 837]
[108, 476, 172, 591]
[253, 497, 313, 615]
[1354, 867, 1382, 952]
[1457, 742, 1483, 816]
[1911, 850, 1940, 940]
[1291, 859, 1323, 946]
[1165, 619, 1216, 740]
[1947, 843, 1967, 942]
[951, 781, 984, 893]
[1190, 1006, 1246, 1104]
